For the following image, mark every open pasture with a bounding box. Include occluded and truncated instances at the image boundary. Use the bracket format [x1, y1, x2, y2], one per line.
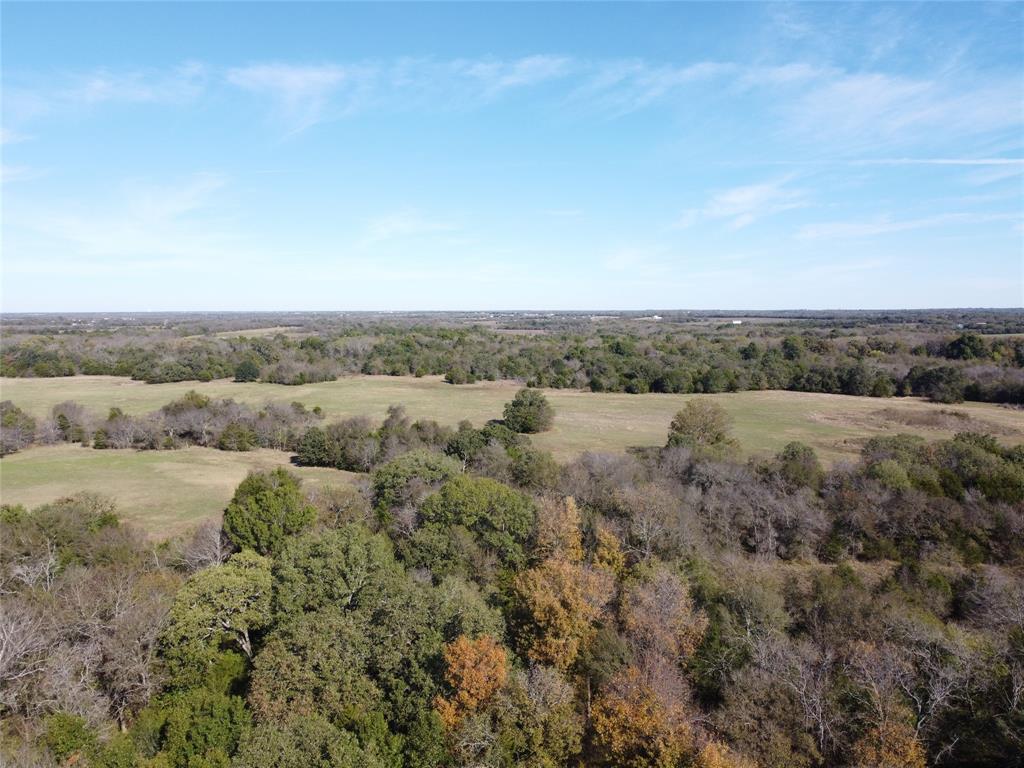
[3, 377, 1021, 535]
[3, 375, 1022, 465]
[0, 444, 356, 537]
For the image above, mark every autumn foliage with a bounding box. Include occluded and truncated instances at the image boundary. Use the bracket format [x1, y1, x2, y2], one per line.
[434, 634, 509, 730]
[590, 662, 694, 768]
[850, 721, 927, 768]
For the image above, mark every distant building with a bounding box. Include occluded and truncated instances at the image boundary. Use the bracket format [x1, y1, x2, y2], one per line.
[731, 320, 743, 325]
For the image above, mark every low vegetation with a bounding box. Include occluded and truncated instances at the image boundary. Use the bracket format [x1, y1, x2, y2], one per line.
[3, 311, 1022, 404]
[2, 390, 1022, 767]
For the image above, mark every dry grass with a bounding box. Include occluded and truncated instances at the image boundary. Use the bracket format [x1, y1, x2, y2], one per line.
[2, 375, 1022, 465]
[3, 375, 1022, 536]
[872, 407, 1020, 436]
[0, 445, 356, 537]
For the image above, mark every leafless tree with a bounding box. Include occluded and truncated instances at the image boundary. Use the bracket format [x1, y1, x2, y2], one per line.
[0, 598, 53, 713]
[180, 519, 234, 572]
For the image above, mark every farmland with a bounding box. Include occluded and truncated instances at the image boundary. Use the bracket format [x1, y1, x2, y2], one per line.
[2, 374, 1022, 535]
[0, 444, 356, 536]
[2, 374, 1021, 463]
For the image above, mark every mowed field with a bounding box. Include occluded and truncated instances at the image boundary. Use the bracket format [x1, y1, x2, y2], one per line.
[2, 375, 1022, 535]
[0, 445, 357, 537]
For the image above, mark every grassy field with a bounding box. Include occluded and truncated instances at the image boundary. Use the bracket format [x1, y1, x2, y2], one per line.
[2, 375, 1021, 464]
[0, 445, 356, 537]
[2, 376, 1022, 535]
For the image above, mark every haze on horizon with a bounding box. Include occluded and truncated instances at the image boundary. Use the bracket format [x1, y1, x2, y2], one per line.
[2, 1, 1023, 312]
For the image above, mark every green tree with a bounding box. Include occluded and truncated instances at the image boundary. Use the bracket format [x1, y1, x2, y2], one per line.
[136, 689, 251, 768]
[419, 475, 536, 568]
[0, 400, 36, 455]
[296, 426, 332, 467]
[231, 715, 384, 768]
[218, 422, 257, 452]
[234, 360, 261, 382]
[666, 399, 738, 457]
[780, 336, 804, 361]
[371, 450, 461, 512]
[249, 608, 381, 728]
[44, 712, 95, 761]
[503, 388, 555, 434]
[161, 550, 272, 677]
[946, 332, 987, 360]
[773, 442, 824, 490]
[273, 526, 401, 619]
[223, 469, 316, 555]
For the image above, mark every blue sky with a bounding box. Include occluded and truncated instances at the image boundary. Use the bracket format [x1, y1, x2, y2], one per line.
[2, 1, 1022, 311]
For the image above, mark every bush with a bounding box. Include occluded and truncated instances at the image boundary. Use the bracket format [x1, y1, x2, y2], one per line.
[371, 449, 462, 512]
[234, 360, 261, 382]
[217, 422, 257, 452]
[419, 475, 536, 567]
[43, 712, 95, 760]
[774, 441, 823, 490]
[503, 388, 554, 433]
[0, 400, 36, 455]
[666, 399, 738, 458]
[223, 469, 316, 555]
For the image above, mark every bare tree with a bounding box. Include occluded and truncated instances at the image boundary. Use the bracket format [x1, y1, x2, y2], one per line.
[180, 519, 234, 572]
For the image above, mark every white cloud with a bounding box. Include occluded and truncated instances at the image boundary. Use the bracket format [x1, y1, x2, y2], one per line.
[572, 59, 733, 115]
[0, 129, 29, 145]
[359, 209, 457, 247]
[788, 72, 1023, 148]
[455, 55, 573, 95]
[964, 164, 1024, 187]
[855, 158, 1024, 167]
[3, 62, 207, 124]
[66, 61, 207, 105]
[797, 211, 1021, 240]
[11, 172, 238, 267]
[677, 176, 809, 230]
[0, 165, 44, 184]
[226, 63, 366, 131]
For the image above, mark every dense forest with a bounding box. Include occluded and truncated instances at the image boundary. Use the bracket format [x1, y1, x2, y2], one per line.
[2, 389, 1022, 767]
[2, 311, 1023, 404]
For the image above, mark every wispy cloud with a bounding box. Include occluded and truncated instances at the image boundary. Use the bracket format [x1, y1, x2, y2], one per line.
[359, 209, 458, 247]
[0, 165, 45, 184]
[571, 60, 733, 115]
[67, 61, 207, 105]
[797, 211, 1021, 240]
[4, 62, 207, 123]
[225, 63, 367, 132]
[854, 158, 1024, 167]
[964, 164, 1024, 187]
[11, 172, 237, 267]
[0, 128, 30, 145]
[8, 53, 1021, 153]
[676, 176, 809, 230]
[451, 55, 573, 96]
[787, 72, 1023, 149]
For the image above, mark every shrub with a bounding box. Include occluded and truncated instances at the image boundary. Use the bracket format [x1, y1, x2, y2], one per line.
[234, 360, 261, 382]
[223, 469, 316, 555]
[503, 388, 554, 433]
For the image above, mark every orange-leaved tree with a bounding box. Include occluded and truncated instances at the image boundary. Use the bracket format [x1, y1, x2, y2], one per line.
[433, 634, 508, 730]
[590, 659, 694, 768]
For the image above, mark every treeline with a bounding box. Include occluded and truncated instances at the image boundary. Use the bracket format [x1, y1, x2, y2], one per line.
[3, 324, 1023, 404]
[2, 395, 1023, 767]
[0, 389, 557, 484]
[0, 395, 324, 456]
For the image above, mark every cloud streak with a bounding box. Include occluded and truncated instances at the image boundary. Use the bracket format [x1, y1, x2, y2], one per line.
[676, 176, 809, 230]
[7, 53, 1021, 151]
[797, 211, 1021, 240]
[359, 209, 458, 247]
